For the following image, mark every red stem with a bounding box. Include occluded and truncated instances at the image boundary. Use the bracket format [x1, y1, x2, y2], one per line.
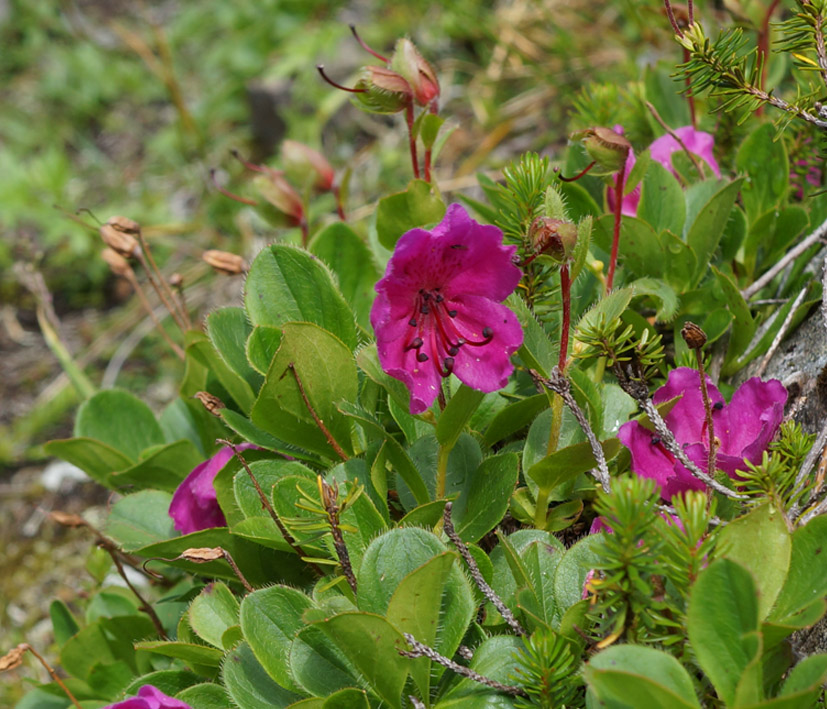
[559, 264, 571, 372]
[424, 148, 432, 183]
[606, 161, 626, 293]
[334, 185, 346, 221]
[405, 101, 420, 179]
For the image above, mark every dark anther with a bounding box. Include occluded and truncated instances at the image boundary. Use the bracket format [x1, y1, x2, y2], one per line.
[450, 244, 468, 250]
[416, 352, 429, 362]
[713, 401, 724, 411]
[420, 304, 430, 314]
[443, 357, 455, 374]
[408, 337, 423, 350]
[651, 436, 661, 445]
[447, 346, 459, 356]
[448, 310, 458, 318]
[423, 292, 432, 300]
[408, 318, 418, 327]
[456, 337, 466, 346]
[482, 327, 493, 339]
[435, 294, 444, 302]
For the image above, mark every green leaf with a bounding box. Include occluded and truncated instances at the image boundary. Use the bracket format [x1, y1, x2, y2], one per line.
[770, 515, 827, 623]
[585, 645, 702, 709]
[638, 160, 686, 236]
[386, 552, 458, 697]
[75, 389, 164, 461]
[135, 640, 223, 667]
[481, 394, 549, 447]
[310, 222, 380, 330]
[593, 215, 662, 280]
[688, 559, 761, 706]
[122, 670, 201, 698]
[206, 307, 263, 393]
[714, 266, 756, 374]
[313, 612, 408, 709]
[239, 585, 313, 692]
[553, 532, 603, 615]
[186, 329, 256, 414]
[420, 113, 445, 150]
[527, 438, 620, 494]
[436, 635, 522, 707]
[575, 287, 635, 339]
[736, 123, 789, 224]
[289, 625, 361, 697]
[176, 682, 229, 709]
[719, 504, 791, 620]
[356, 343, 412, 412]
[451, 453, 519, 543]
[104, 490, 176, 552]
[223, 641, 301, 709]
[357, 528, 475, 657]
[110, 439, 203, 493]
[50, 600, 80, 646]
[244, 244, 357, 350]
[251, 322, 358, 460]
[44, 437, 132, 487]
[188, 582, 240, 650]
[507, 294, 556, 377]
[338, 401, 429, 506]
[685, 178, 743, 286]
[375, 179, 446, 250]
[246, 325, 283, 375]
[779, 653, 827, 696]
[436, 385, 485, 449]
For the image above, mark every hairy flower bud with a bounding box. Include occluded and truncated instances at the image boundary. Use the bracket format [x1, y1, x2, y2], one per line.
[100, 217, 140, 258]
[202, 249, 247, 275]
[390, 38, 439, 106]
[353, 66, 412, 113]
[101, 248, 132, 276]
[529, 217, 578, 263]
[281, 140, 335, 192]
[575, 127, 631, 173]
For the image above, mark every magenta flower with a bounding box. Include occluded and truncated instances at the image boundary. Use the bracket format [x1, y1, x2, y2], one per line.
[609, 126, 721, 217]
[103, 685, 192, 709]
[371, 203, 523, 414]
[618, 367, 787, 500]
[169, 443, 255, 534]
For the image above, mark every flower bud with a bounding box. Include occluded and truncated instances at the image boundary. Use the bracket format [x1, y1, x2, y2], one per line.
[575, 127, 631, 173]
[353, 66, 412, 114]
[681, 321, 707, 350]
[202, 249, 247, 275]
[100, 218, 140, 258]
[253, 170, 304, 224]
[281, 140, 335, 192]
[101, 248, 132, 276]
[390, 38, 439, 106]
[529, 217, 578, 263]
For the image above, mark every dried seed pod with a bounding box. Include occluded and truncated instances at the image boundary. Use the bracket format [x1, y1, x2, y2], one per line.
[681, 321, 707, 350]
[177, 547, 225, 562]
[100, 223, 140, 258]
[49, 511, 88, 528]
[202, 249, 247, 275]
[101, 248, 132, 276]
[169, 273, 184, 288]
[0, 644, 27, 672]
[193, 391, 226, 415]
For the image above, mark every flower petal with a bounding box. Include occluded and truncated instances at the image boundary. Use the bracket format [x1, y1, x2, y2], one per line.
[449, 295, 523, 392]
[719, 377, 787, 462]
[618, 420, 675, 492]
[655, 367, 724, 447]
[650, 126, 721, 179]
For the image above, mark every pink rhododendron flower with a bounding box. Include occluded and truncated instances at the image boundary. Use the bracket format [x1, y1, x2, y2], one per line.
[169, 443, 256, 534]
[371, 203, 523, 414]
[618, 367, 786, 500]
[608, 126, 721, 217]
[103, 685, 191, 709]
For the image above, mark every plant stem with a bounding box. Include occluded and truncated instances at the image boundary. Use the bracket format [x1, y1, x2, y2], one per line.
[436, 444, 450, 499]
[286, 363, 348, 460]
[106, 547, 169, 639]
[559, 264, 571, 372]
[405, 101, 420, 179]
[694, 349, 718, 480]
[682, 48, 697, 127]
[606, 160, 626, 293]
[23, 645, 83, 709]
[333, 185, 346, 220]
[124, 269, 185, 359]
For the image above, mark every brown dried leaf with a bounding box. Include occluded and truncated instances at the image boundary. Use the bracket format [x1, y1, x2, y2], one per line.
[0, 644, 27, 672]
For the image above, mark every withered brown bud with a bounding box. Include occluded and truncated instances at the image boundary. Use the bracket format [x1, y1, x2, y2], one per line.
[681, 321, 707, 350]
[202, 249, 247, 276]
[575, 127, 631, 173]
[107, 215, 140, 234]
[178, 547, 224, 562]
[169, 273, 184, 288]
[0, 644, 27, 672]
[101, 248, 132, 276]
[529, 217, 578, 263]
[193, 391, 226, 415]
[100, 223, 140, 259]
